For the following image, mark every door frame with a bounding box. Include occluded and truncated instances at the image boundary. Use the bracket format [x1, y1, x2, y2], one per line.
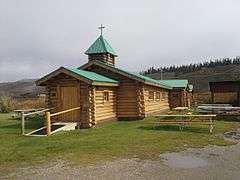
[57, 83, 80, 122]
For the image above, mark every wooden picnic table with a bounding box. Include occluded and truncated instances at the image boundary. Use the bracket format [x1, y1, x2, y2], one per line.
[150, 114, 217, 133]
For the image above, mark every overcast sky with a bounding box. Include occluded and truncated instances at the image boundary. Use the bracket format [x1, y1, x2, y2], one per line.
[0, 0, 240, 82]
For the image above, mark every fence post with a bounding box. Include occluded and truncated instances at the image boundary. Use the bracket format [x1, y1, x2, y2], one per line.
[46, 112, 51, 136]
[21, 112, 25, 135]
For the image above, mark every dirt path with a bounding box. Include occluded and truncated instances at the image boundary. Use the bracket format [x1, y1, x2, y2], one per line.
[1, 140, 240, 180]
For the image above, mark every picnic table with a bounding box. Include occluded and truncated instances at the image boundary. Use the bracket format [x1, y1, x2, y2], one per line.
[149, 114, 217, 133]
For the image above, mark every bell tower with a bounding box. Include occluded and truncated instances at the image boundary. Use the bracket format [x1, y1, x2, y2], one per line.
[85, 25, 117, 66]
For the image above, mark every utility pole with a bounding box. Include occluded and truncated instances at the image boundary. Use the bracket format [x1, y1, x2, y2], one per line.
[160, 68, 163, 80]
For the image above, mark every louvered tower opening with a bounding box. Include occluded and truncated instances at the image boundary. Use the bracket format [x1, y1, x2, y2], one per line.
[85, 35, 117, 66]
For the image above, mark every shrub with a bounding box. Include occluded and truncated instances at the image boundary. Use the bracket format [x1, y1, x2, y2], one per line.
[13, 97, 46, 110]
[0, 96, 14, 113]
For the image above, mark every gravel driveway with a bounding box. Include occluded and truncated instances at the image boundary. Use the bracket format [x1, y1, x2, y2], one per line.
[2, 138, 240, 180]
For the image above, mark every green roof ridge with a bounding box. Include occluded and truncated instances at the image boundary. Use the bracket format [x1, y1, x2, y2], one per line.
[85, 35, 117, 56]
[90, 61, 172, 89]
[100, 36, 107, 52]
[157, 79, 188, 88]
[65, 67, 118, 84]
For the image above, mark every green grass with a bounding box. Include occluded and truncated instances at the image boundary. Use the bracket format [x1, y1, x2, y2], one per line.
[0, 113, 239, 169]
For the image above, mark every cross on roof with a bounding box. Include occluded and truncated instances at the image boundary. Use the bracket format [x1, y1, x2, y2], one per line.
[98, 24, 105, 36]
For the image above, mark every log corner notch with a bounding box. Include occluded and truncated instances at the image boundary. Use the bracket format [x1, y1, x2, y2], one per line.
[79, 85, 96, 128]
[136, 82, 146, 119]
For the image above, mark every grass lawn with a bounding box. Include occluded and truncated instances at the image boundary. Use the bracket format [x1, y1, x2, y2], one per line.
[0, 113, 239, 169]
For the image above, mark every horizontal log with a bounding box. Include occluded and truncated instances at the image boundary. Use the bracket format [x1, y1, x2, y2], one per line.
[96, 109, 117, 114]
[117, 112, 137, 115]
[117, 100, 136, 103]
[145, 122, 215, 125]
[154, 114, 216, 117]
[50, 107, 80, 117]
[23, 108, 53, 116]
[96, 113, 116, 119]
[117, 114, 138, 117]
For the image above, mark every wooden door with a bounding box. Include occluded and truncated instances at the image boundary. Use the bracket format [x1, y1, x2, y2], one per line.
[60, 86, 80, 122]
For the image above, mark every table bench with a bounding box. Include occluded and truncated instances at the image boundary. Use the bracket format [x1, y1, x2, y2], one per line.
[148, 114, 217, 133]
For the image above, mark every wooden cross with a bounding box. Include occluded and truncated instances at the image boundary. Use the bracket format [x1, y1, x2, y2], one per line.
[98, 24, 105, 36]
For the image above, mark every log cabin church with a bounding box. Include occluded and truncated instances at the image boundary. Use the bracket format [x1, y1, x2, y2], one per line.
[37, 33, 193, 128]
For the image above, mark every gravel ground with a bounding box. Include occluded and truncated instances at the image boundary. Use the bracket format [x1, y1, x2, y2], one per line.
[1, 137, 240, 180]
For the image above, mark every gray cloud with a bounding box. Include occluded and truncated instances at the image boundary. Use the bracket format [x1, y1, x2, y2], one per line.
[0, 0, 240, 82]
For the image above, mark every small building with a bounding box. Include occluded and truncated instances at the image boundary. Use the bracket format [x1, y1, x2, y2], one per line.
[36, 34, 193, 128]
[209, 81, 240, 106]
[158, 80, 193, 109]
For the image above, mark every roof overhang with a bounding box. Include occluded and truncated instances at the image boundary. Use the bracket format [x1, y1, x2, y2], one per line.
[36, 67, 119, 87]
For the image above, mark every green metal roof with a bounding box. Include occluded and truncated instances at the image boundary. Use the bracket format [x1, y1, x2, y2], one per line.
[157, 79, 188, 88]
[81, 61, 172, 89]
[130, 72, 172, 89]
[85, 35, 117, 56]
[65, 67, 118, 84]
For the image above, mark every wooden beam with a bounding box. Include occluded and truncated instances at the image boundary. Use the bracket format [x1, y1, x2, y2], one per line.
[238, 90, 240, 106]
[24, 108, 52, 116]
[50, 107, 80, 117]
[211, 91, 214, 103]
[46, 112, 51, 136]
[21, 112, 25, 135]
[154, 114, 216, 117]
[92, 82, 119, 87]
[36, 67, 92, 86]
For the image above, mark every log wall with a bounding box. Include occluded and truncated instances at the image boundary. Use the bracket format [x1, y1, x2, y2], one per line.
[88, 53, 115, 66]
[79, 82, 93, 127]
[43, 72, 118, 126]
[213, 92, 238, 104]
[95, 86, 117, 121]
[117, 80, 138, 118]
[43, 67, 175, 124]
[143, 85, 170, 114]
[44, 73, 86, 124]
[85, 65, 139, 119]
[136, 82, 145, 118]
[169, 89, 192, 109]
[45, 74, 78, 110]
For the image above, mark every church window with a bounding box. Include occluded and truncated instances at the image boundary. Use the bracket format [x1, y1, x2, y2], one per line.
[156, 92, 161, 101]
[149, 91, 154, 100]
[103, 91, 110, 102]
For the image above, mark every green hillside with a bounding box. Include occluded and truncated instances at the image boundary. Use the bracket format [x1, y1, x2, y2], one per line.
[147, 64, 240, 92]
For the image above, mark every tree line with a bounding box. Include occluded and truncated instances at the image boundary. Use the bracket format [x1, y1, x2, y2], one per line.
[142, 57, 240, 75]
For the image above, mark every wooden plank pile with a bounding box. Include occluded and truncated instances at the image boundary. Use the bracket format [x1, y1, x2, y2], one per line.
[197, 104, 240, 115]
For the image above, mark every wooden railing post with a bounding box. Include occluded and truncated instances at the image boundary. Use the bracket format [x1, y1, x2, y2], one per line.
[21, 112, 25, 135]
[46, 112, 51, 136]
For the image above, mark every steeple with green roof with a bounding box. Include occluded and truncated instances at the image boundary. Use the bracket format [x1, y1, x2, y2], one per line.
[85, 25, 117, 66]
[85, 35, 117, 56]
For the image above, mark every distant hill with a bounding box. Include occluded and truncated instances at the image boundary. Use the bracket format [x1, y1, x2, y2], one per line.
[146, 64, 240, 92]
[1, 58, 240, 97]
[0, 79, 45, 98]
